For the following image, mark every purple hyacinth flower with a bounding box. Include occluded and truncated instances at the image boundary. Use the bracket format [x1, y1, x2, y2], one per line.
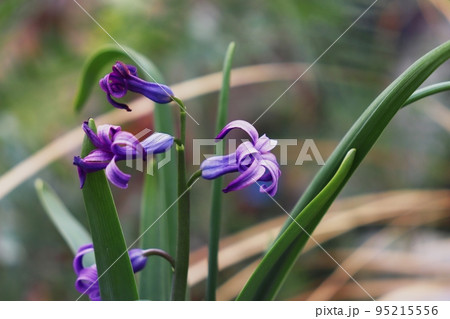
[73, 244, 101, 301]
[200, 120, 281, 196]
[73, 244, 148, 301]
[128, 249, 148, 273]
[99, 61, 174, 111]
[73, 121, 173, 189]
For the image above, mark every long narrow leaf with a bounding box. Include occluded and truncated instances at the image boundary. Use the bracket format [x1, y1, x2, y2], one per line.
[283, 41, 450, 233]
[403, 81, 450, 107]
[80, 119, 138, 301]
[207, 42, 236, 300]
[135, 53, 177, 300]
[152, 101, 178, 260]
[35, 179, 93, 265]
[239, 41, 450, 300]
[139, 166, 173, 300]
[237, 149, 355, 300]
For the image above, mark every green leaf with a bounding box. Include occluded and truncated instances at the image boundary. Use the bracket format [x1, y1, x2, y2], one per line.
[282, 41, 450, 237]
[151, 113, 177, 263]
[216, 42, 236, 133]
[80, 118, 138, 301]
[237, 149, 355, 300]
[35, 179, 93, 265]
[171, 141, 190, 301]
[403, 81, 450, 107]
[139, 166, 173, 300]
[134, 52, 176, 301]
[207, 42, 236, 300]
[238, 40, 450, 300]
[132, 47, 177, 260]
[152, 102, 178, 263]
[73, 45, 163, 112]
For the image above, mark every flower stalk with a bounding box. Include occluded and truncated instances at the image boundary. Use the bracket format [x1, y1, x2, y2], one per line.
[142, 248, 176, 270]
[207, 42, 235, 300]
[171, 97, 191, 300]
[186, 170, 202, 189]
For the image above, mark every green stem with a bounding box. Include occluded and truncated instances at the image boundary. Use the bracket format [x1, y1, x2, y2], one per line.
[207, 175, 223, 300]
[402, 81, 450, 107]
[142, 249, 176, 270]
[207, 42, 235, 301]
[171, 101, 190, 301]
[187, 170, 202, 189]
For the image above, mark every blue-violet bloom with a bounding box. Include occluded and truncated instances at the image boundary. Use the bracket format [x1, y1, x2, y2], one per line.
[99, 61, 174, 111]
[200, 120, 281, 196]
[73, 121, 173, 189]
[73, 243, 148, 301]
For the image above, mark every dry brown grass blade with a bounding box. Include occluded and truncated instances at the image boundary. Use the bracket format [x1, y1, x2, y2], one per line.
[311, 238, 450, 278]
[378, 282, 450, 300]
[293, 278, 450, 300]
[306, 199, 449, 301]
[189, 217, 283, 285]
[0, 63, 315, 200]
[205, 190, 450, 300]
[306, 227, 407, 301]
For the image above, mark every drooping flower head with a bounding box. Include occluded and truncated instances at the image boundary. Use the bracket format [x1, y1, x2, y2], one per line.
[99, 61, 174, 111]
[200, 120, 281, 196]
[73, 244, 148, 301]
[73, 121, 173, 189]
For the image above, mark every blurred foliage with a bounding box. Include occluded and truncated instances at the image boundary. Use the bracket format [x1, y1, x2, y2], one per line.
[0, 0, 449, 300]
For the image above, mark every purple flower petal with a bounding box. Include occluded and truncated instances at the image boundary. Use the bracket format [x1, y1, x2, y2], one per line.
[73, 244, 100, 300]
[223, 159, 266, 193]
[82, 121, 103, 149]
[83, 149, 114, 163]
[75, 266, 97, 291]
[200, 120, 281, 196]
[73, 155, 109, 172]
[215, 120, 259, 144]
[110, 131, 142, 159]
[126, 64, 138, 76]
[73, 243, 94, 275]
[75, 266, 100, 300]
[127, 77, 174, 104]
[128, 249, 147, 273]
[254, 134, 277, 153]
[105, 93, 132, 112]
[258, 158, 281, 196]
[73, 155, 110, 188]
[200, 153, 239, 180]
[112, 61, 133, 78]
[105, 157, 131, 189]
[96, 124, 121, 149]
[88, 287, 102, 301]
[258, 153, 280, 182]
[140, 132, 174, 156]
[236, 141, 259, 169]
[73, 242, 151, 301]
[76, 166, 87, 189]
[101, 61, 174, 110]
[75, 120, 174, 189]
[106, 74, 128, 98]
[99, 75, 109, 93]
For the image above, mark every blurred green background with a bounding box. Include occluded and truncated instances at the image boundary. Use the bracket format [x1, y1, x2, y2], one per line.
[0, 0, 449, 300]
